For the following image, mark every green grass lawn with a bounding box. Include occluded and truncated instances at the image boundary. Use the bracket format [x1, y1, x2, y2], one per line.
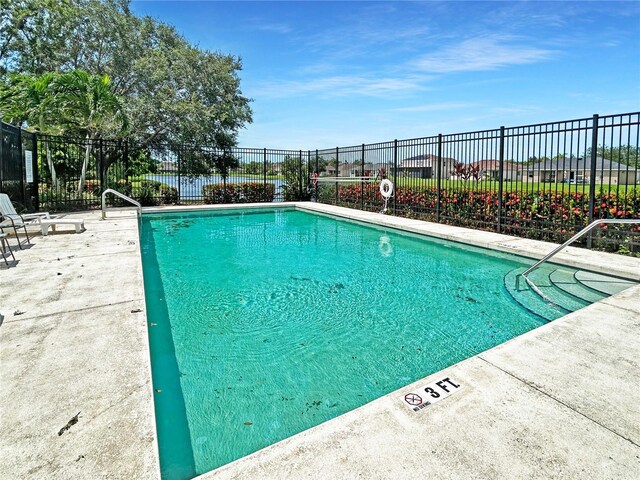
[389, 178, 639, 195]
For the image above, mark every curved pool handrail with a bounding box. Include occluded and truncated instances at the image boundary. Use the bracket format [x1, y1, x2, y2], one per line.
[517, 218, 639, 302]
[101, 188, 142, 220]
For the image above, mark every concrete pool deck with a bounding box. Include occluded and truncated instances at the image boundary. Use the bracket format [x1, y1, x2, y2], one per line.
[0, 203, 638, 479]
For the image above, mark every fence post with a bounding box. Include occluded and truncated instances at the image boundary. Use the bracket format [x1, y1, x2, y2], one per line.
[263, 148, 267, 202]
[32, 132, 40, 212]
[587, 114, 599, 248]
[307, 150, 312, 201]
[99, 138, 104, 197]
[123, 139, 129, 186]
[177, 149, 182, 203]
[436, 134, 442, 222]
[315, 149, 319, 201]
[361, 143, 365, 210]
[392, 139, 398, 214]
[299, 150, 303, 199]
[335, 147, 339, 205]
[17, 125, 25, 208]
[0, 123, 3, 195]
[497, 126, 505, 233]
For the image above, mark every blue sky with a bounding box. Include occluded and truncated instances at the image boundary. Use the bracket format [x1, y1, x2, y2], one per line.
[130, 1, 640, 149]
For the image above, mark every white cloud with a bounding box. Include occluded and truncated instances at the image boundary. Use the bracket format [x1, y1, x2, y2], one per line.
[253, 22, 292, 35]
[413, 35, 557, 73]
[391, 102, 479, 113]
[252, 74, 433, 99]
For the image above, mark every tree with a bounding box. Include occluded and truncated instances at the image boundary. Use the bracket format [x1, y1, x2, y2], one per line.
[0, 72, 62, 187]
[211, 148, 239, 199]
[524, 156, 548, 165]
[452, 162, 480, 181]
[244, 161, 262, 175]
[281, 156, 310, 201]
[1, 0, 252, 152]
[53, 70, 128, 194]
[587, 145, 640, 168]
[552, 153, 576, 162]
[307, 154, 328, 174]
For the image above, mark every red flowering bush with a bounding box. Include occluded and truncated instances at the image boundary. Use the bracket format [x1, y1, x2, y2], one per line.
[321, 184, 639, 252]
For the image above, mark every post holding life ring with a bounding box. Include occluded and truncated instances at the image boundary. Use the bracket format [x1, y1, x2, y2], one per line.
[380, 179, 394, 199]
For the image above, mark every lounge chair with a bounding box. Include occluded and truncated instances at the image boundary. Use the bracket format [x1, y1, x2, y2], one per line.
[0, 193, 51, 248]
[0, 231, 15, 266]
[0, 193, 85, 241]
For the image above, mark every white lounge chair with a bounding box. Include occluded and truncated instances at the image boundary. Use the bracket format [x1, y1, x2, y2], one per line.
[0, 194, 52, 248]
[0, 193, 85, 244]
[0, 231, 15, 266]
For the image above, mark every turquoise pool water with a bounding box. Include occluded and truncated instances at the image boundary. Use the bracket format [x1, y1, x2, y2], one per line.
[140, 208, 553, 479]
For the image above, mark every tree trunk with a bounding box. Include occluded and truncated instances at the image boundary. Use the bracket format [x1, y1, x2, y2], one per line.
[77, 134, 93, 195]
[39, 118, 58, 191]
[223, 174, 228, 202]
[44, 139, 58, 191]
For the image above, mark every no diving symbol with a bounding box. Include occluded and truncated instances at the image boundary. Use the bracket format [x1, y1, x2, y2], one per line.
[404, 392, 423, 406]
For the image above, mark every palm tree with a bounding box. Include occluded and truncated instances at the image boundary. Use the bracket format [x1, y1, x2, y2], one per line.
[0, 73, 61, 189]
[53, 70, 128, 195]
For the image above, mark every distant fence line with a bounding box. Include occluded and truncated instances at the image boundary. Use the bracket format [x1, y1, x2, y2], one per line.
[0, 111, 638, 251]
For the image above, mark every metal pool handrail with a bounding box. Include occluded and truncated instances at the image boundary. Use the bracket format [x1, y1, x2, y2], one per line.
[517, 218, 639, 302]
[101, 188, 142, 220]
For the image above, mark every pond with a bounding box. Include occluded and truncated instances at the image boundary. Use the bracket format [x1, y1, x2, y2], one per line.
[144, 174, 286, 200]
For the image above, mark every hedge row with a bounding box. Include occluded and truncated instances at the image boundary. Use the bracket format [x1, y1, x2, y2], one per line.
[137, 179, 179, 206]
[202, 182, 275, 204]
[319, 183, 640, 251]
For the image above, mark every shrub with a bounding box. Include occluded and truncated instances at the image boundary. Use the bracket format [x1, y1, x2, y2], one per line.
[134, 179, 178, 205]
[84, 179, 100, 193]
[137, 184, 159, 206]
[202, 182, 275, 204]
[38, 184, 96, 211]
[159, 185, 179, 204]
[327, 184, 640, 252]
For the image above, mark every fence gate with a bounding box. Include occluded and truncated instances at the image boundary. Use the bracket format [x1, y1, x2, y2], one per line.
[0, 122, 22, 205]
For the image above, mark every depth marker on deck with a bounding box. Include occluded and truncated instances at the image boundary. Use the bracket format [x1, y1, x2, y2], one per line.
[402, 377, 463, 412]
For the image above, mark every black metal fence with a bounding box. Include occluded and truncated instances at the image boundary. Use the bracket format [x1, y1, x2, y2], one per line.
[0, 122, 38, 210]
[1, 112, 638, 252]
[31, 134, 306, 210]
[313, 112, 640, 251]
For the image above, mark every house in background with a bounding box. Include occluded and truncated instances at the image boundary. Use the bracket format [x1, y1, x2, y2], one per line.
[470, 159, 523, 182]
[267, 162, 283, 174]
[322, 163, 337, 176]
[398, 154, 456, 179]
[157, 160, 178, 173]
[320, 162, 387, 178]
[526, 157, 636, 184]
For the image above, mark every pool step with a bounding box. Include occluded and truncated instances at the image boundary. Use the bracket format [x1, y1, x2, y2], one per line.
[503, 268, 569, 322]
[574, 270, 636, 296]
[548, 269, 607, 304]
[504, 266, 636, 322]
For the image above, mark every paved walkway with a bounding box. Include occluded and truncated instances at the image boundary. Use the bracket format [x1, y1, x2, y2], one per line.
[1, 204, 638, 480]
[0, 210, 158, 480]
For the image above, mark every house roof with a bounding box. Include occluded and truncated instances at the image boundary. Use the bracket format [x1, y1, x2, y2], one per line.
[158, 161, 178, 172]
[400, 153, 456, 168]
[528, 156, 627, 172]
[470, 159, 523, 170]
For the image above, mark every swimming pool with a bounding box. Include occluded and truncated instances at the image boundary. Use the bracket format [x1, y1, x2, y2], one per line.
[140, 207, 577, 479]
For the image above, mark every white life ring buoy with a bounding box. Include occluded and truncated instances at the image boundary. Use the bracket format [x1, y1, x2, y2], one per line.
[312, 172, 318, 186]
[378, 235, 393, 257]
[380, 179, 394, 199]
